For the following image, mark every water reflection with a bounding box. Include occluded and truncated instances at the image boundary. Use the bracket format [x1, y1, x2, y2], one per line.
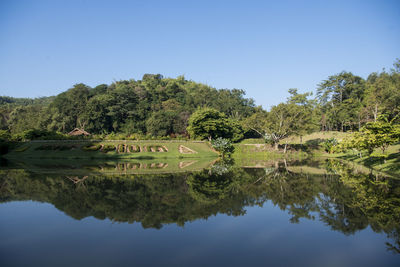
[0, 159, 399, 254]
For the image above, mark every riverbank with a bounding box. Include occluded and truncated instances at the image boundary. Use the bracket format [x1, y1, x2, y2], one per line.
[4, 140, 218, 160]
[326, 144, 400, 176]
[234, 131, 399, 177]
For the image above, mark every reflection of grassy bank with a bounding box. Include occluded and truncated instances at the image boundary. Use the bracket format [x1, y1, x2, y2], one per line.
[328, 144, 400, 176]
[5, 157, 217, 175]
[5, 140, 218, 160]
[235, 131, 399, 177]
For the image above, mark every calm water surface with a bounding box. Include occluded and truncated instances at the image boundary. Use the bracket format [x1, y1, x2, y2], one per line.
[0, 160, 399, 266]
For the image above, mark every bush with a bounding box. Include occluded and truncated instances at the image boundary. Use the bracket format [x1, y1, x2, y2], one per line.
[12, 129, 70, 141]
[322, 138, 338, 153]
[211, 137, 235, 158]
[0, 130, 11, 142]
[104, 133, 129, 140]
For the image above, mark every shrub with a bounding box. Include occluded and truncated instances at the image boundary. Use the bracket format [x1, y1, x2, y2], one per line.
[211, 137, 235, 158]
[0, 130, 10, 142]
[322, 138, 338, 153]
[13, 129, 69, 141]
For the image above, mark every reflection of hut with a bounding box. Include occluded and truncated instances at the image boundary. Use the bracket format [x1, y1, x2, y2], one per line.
[68, 128, 90, 136]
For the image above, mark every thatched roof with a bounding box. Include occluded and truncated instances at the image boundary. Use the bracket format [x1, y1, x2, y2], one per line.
[68, 128, 90, 136]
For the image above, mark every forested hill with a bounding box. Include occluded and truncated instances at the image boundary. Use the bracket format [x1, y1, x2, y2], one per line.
[0, 96, 54, 106]
[0, 74, 257, 136]
[1, 59, 399, 139]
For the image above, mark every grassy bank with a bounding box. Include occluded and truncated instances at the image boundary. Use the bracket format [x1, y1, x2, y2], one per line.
[5, 157, 217, 175]
[328, 144, 400, 176]
[234, 131, 399, 176]
[232, 143, 309, 167]
[4, 140, 218, 160]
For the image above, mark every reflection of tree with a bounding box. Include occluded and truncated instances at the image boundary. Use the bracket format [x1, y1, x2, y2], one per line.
[1, 161, 399, 253]
[333, 161, 400, 252]
[0, 168, 266, 228]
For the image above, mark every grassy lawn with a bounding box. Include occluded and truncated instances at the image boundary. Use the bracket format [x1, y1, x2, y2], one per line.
[233, 143, 309, 167]
[329, 143, 400, 176]
[235, 132, 399, 176]
[5, 140, 218, 160]
[282, 131, 350, 144]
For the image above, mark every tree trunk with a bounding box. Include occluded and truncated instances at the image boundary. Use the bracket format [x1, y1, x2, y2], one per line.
[283, 143, 288, 154]
[274, 142, 279, 151]
[374, 103, 378, 122]
[300, 135, 303, 144]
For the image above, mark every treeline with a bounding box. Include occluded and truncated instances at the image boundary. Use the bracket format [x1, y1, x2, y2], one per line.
[0, 74, 255, 138]
[244, 59, 400, 147]
[0, 60, 399, 141]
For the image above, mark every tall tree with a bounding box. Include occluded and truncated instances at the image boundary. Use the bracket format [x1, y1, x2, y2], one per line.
[187, 108, 243, 141]
[317, 72, 365, 131]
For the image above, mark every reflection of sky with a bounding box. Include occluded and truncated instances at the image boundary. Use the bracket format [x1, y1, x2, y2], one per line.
[0, 200, 397, 267]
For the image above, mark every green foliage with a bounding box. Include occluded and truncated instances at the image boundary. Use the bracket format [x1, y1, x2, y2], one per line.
[317, 71, 365, 131]
[1, 74, 257, 139]
[187, 108, 243, 142]
[211, 137, 235, 158]
[12, 129, 69, 141]
[1, 59, 399, 141]
[339, 116, 400, 155]
[0, 130, 11, 141]
[322, 138, 338, 153]
[244, 90, 317, 150]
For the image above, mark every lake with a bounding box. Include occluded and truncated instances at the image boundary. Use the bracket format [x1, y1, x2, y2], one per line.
[0, 159, 399, 266]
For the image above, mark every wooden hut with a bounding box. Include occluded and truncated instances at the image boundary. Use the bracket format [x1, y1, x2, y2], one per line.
[68, 128, 90, 136]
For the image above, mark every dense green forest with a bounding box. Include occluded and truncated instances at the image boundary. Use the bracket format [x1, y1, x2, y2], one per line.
[0, 60, 399, 141]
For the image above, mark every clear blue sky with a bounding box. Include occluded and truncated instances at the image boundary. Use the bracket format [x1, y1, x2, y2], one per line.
[0, 0, 399, 108]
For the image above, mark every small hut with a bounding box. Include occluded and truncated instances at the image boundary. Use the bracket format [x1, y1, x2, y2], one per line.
[68, 128, 90, 136]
